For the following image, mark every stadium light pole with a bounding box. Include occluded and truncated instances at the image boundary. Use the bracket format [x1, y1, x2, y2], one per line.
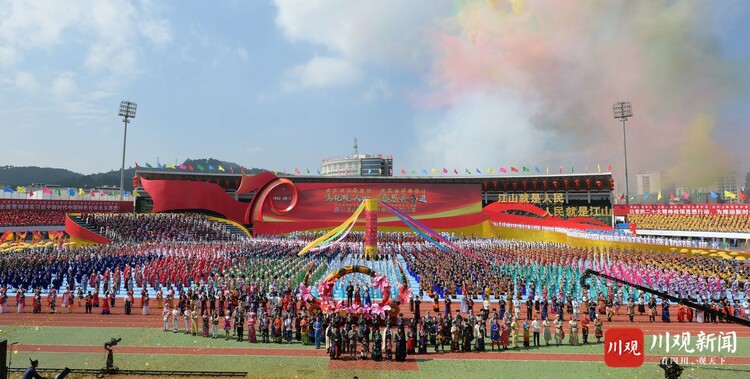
[118, 100, 137, 201]
[613, 101, 632, 205]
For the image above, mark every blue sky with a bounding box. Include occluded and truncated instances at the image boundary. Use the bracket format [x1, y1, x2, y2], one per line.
[1, 0, 748, 189]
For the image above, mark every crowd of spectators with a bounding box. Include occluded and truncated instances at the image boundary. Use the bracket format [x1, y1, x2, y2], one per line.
[0, 210, 67, 226]
[85, 213, 245, 243]
[627, 214, 750, 233]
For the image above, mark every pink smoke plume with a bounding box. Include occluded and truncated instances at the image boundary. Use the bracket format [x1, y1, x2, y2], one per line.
[419, 0, 744, 187]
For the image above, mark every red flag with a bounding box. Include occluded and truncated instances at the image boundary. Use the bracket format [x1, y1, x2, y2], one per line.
[90, 190, 95, 197]
[619, 194, 625, 201]
[740, 192, 748, 200]
[135, 162, 139, 169]
[559, 166, 563, 174]
[607, 164, 612, 172]
[669, 192, 675, 201]
[454, 169, 458, 175]
[294, 168, 300, 174]
[42, 187, 53, 195]
[443, 168, 448, 174]
[28, 190, 34, 197]
[100, 189, 106, 197]
[401, 169, 406, 174]
[188, 165, 194, 171]
[510, 167, 519, 172]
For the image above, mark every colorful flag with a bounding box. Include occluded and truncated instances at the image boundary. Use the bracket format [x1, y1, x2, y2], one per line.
[682, 192, 689, 200]
[534, 166, 541, 173]
[16, 186, 26, 193]
[78, 188, 85, 196]
[724, 190, 737, 199]
[208, 165, 215, 171]
[317, 169, 321, 175]
[188, 165, 194, 171]
[511, 167, 519, 173]
[133, 190, 140, 197]
[135, 162, 139, 169]
[90, 190, 95, 197]
[571, 165, 575, 173]
[167, 163, 176, 169]
[179, 164, 186, 170]
[475, 168, 481, 174]
[465, 168, 471, 174]
[54, 188, 61, 196]
[295, 168, 301, 174]
[422, 169, 428, 174]
[432, 168, 438, 174]
[306, 168, 310, 174]
[500, 167, 507, 173]
[607, 164, 612, 172]
[454, 169, 459, 175]
[219, 165, 225, 172]
[488, 168, 494, 174]
[411, 169, 416, 175]
[66, 188, 75, 196]
[522, 166, 530, 172]
[230, 166, 235, 173]
[100, 189, 106, 197]
[740, 192, 747, 200]
[3, 186, 12, 193]
[401, 169, 406, 175]
[197, 165, 205, 171]
[443, 168, 448, 174]
[378, 168, 382, 174]
[559, 166, 563, 174]
[710, 191, 718, 199]
[644, 193, 649, 200]
[657, 192, 662, 201]
[669, 192, 675, 201]
[157, 162, 163, 169]
[42, 187, 52, 195]
[28, 190, 33, 197]
[630, 194, 637, 200]
[124, 191, 131, 197]
[146, 163, 153, 168]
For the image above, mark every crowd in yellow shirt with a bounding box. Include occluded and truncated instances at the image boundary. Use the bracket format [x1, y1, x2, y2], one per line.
[628, 214, 750, 233]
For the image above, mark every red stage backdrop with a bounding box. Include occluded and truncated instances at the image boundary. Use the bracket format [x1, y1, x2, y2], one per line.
[253, 182, 483, 235]
[614, 204, 750, 216]
[0, 199, 132, 213]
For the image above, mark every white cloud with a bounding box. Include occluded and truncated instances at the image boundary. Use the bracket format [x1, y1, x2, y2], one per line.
[14, 71, 38, 92]
[0, 45, 18, 67]
[283, 56, 363, 91]
[51, 72, 76, 97]
[141, 18, 173, 45]
[408, 92, 547, 170]
[237, 47, 249, 62]
[273, 0, 450, 68]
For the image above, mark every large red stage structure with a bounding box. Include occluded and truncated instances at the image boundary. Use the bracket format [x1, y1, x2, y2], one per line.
[128, 169, 615, 236]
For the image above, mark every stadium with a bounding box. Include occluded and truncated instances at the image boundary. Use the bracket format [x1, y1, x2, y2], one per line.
[2, 2, 750, 379]
[1, 160, 749, 379]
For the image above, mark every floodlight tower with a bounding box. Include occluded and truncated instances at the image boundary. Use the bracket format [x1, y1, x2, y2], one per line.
[118, 100, 137, 201]
[613, 101, 633, 205]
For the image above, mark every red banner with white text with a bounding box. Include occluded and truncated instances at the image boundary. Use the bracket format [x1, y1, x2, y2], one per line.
[0, 199, 133, 213]
[614, 204, 750, 216]
[253, 182, 483, 235]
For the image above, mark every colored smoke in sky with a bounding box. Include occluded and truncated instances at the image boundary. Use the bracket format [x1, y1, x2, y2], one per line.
[411, 0, 746, 188]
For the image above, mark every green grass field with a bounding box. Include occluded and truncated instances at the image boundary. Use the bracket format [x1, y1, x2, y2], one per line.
[2, 325, 749, 379]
